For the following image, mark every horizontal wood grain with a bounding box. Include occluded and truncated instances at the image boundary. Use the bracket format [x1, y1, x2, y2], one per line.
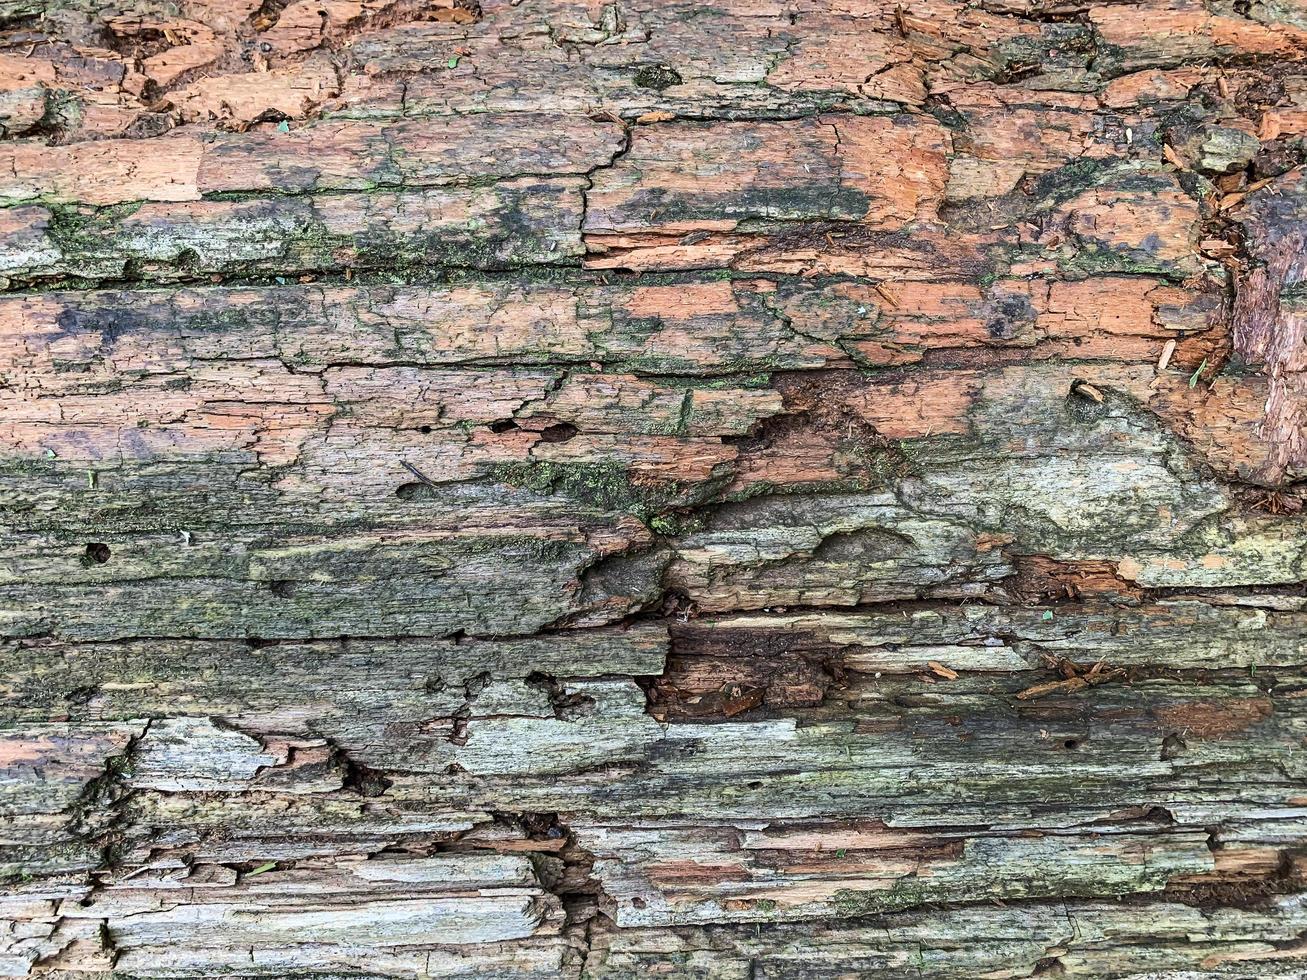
[1, 0, 1305, 976]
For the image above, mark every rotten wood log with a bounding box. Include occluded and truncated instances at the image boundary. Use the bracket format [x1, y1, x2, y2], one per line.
[1, 0, 1307, 976]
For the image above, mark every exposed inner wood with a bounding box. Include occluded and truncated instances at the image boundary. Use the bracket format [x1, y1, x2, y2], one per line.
[1, 1, 1306, 977]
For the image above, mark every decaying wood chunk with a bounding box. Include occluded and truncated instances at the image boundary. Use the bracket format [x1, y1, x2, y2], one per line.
[1, 0, 1306, 976]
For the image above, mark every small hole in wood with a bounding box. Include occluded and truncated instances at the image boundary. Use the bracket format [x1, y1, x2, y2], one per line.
[85, 542, 111, 564]
[396, 482, 439, 501]
[539, 422, 579, 443]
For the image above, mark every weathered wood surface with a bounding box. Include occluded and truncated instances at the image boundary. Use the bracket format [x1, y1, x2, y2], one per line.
[1, 0, 1306, 976]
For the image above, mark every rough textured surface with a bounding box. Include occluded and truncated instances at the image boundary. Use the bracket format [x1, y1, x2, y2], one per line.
[1, 0, 1306, 976]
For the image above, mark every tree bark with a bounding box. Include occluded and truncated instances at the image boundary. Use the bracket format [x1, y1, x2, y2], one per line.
[2, 0, 1307, 976]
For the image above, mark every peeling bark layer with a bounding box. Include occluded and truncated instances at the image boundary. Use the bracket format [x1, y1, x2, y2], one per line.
[2, 0, 1307, 976]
